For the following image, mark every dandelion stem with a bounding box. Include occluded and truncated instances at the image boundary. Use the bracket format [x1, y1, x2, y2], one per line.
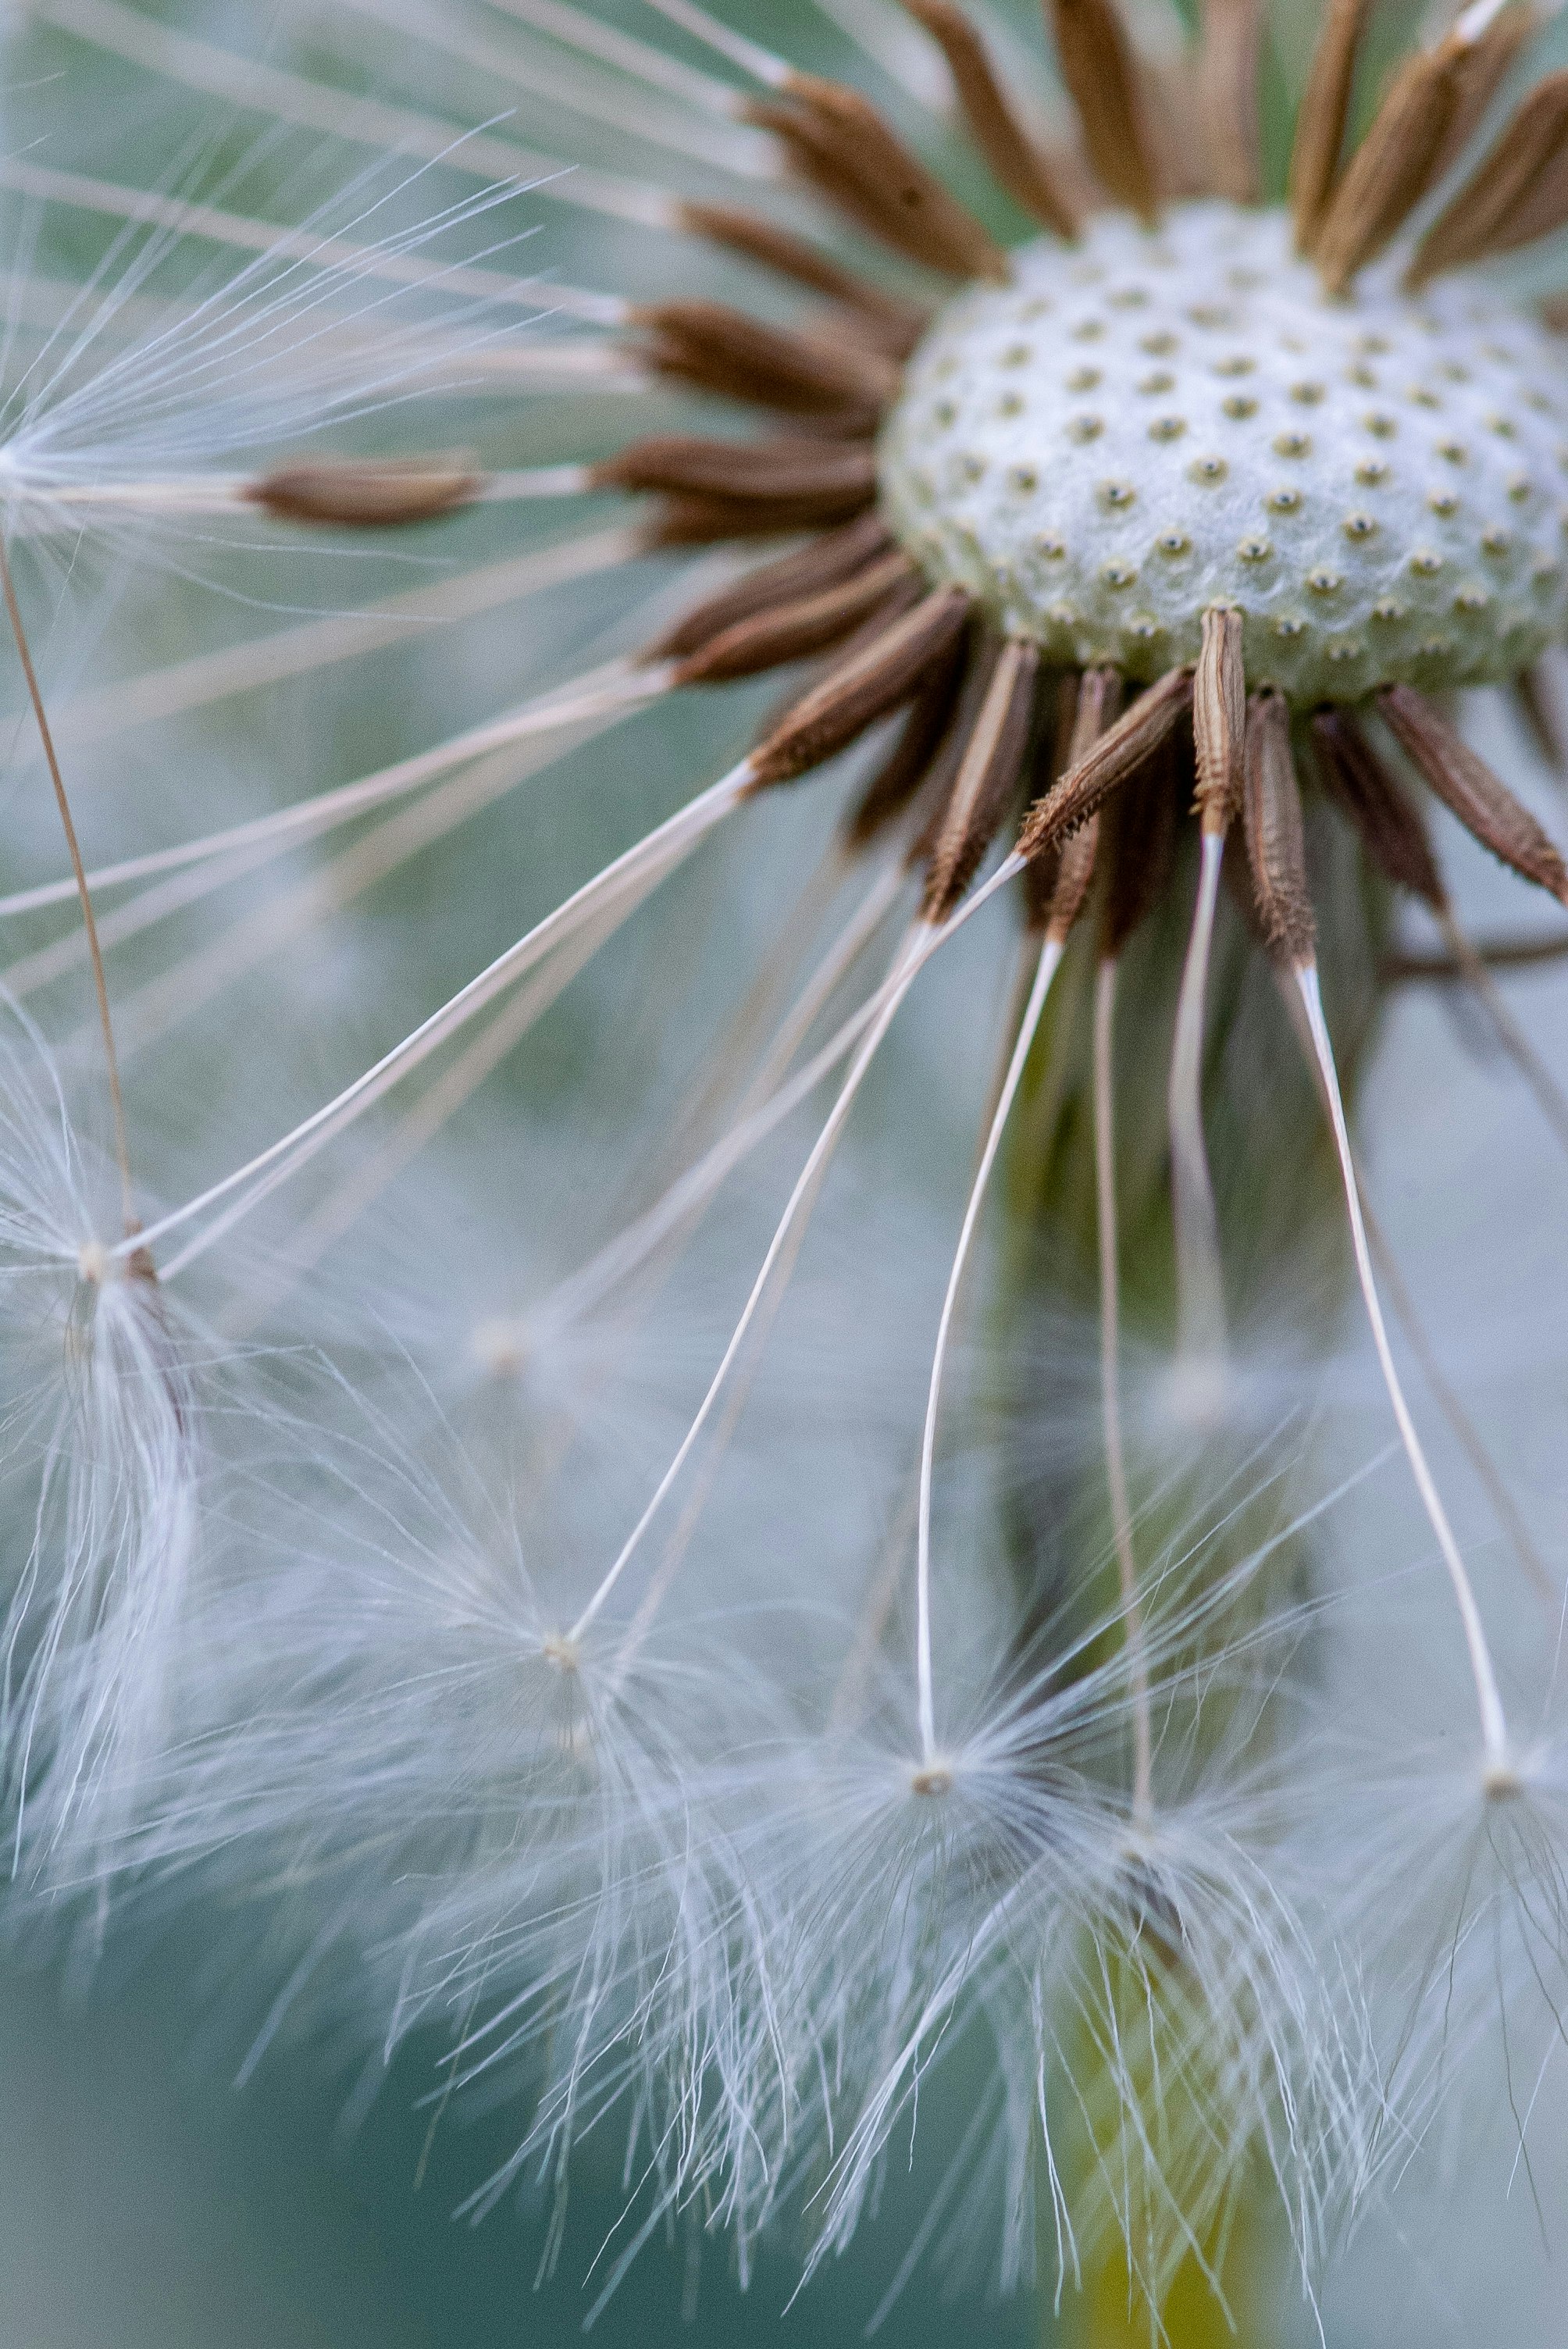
[1168, 829, 1229, 1396]
[1093, 954, 1153, 1823]
[914, 932, 1064, 1763]
[1295, 960, 1511, 1763]
[0, 535, 133, 1228]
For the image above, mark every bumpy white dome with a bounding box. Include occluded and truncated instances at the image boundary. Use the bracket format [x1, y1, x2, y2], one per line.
[878, 201, 1568, 704]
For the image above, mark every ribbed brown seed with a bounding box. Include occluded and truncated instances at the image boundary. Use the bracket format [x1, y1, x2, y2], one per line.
[649, 514, 893, 662]
[595, 435, 875, 504]
[749, 586, 973, 790]
[1197, 0, 1263, 205]
[1193, 605, 1246, 836]
[1018, 665, 1195, 861]
[247, 462, 479, 526]
[1427, 3, 1537, 184]
[630, 300, 899, 422]
[1023, 671, 1082, 926]
[744, 75, 1007, 280]
[676, 203, 930, 355]
[1046, 811, 1101, 938]
[909, 635, 1003, 864]
[1310, 706, 1445, 910]
[900, 0, 1078, 235]
[1042, 668, 1119, 937]
[1288, 0, 1370, 248]
[1100, 725, 1179, 956]
[640, 494, 858, 547]
[923, 640, 1041, 918]
[672, 552, 917, 686]
[1378, 683, 1568, 904]
[1046, 0, 1160, 226]
[1242, 690, 1317, 964]
[1409, 71, 1568, 283]
[1516, 663, 1568, 772]
[844, 627, 972, 849]
[600, 437, 878, 541]
[1313, 35, 1470, 294]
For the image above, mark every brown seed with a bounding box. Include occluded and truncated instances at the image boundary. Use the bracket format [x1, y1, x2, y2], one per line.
[1046, 811, 1101, 939]
[923, 639, 1042, 917]
[1196, 0, 1263, 205]
[649, 514, 895, 662]
[594, 434, 875, 504]
[1378, 682, 1568, 905]
[1515, 661, 1568, 772]
[1495, 144, 1568, 263]
[1288, 0, 1370, 249]
[673, 551, 918, 686]
[845, 627, 974, 849]
[1022, 672, 1079, 929]
[1409, 71, 1568, 284]
[1313, 36, 1470, 294]
[910, 636, 1007, 864]
[246, 462, 479, 527]
[1046, 0, 1160, 226]
[745, 74, 1007, 280]
[900, 1, 1078, 236]
[1242, 689, 1317, 964]
[677, 203, 930, 355]
[1193, 605, 1246, 836]
[1427, 2, 1537, 184]
[749, 586, 974, 789]
[1043, 668, 1120, 937]
[1310, 706, 1445, 910]
[1018, 665, 1195, 861]
[600, 436, 878, 542]
[1099, 725, 1180, 955]
[631, 300, 900, 421]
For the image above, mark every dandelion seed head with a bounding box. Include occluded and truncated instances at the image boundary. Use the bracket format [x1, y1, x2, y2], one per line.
[880, 204, 1566, 699]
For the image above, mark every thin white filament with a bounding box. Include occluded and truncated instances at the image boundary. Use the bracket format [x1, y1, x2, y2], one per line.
[120, 763, 754, 1271]
[637, 0, 793, 86]
[1295, 960, 1511, 1766]
[33, 0, 682, 231]
[2, 462, 588, 518]
[2, 524, 640, 768]
[486, 0, 747, 114]
[1167, 829, 1229, 1382]
[223, 870, 657, 1334]
[568, 926, 928, 1646]
[736, 855, 908, 1118]
[330, 0, 774, 176]
[915, 933, 1064, 1763]
[0, 660, 668, 956]
[535, 855, 1024, 1340]
[1093, 955, 1153, 1823]
[0, 158, 631, 323]
[1437, 907, 1568, 1156]
[811, 0, 953, 108]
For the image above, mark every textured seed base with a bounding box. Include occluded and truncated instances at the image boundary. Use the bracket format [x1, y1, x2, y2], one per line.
[878, 202, 1568, 704]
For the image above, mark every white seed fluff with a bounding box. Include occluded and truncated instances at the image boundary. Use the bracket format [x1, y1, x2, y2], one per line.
[878, 201, 1568, 704]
